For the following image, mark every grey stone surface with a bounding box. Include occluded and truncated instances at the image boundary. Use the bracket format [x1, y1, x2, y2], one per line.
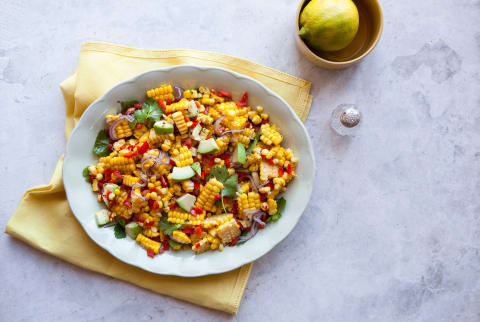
[1, 0, 480, 321]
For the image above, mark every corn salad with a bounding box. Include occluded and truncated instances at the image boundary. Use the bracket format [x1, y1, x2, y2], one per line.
[85, 84, 297, 257]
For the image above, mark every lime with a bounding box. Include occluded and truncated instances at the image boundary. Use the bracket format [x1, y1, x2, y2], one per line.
[299, 0, 359, 52]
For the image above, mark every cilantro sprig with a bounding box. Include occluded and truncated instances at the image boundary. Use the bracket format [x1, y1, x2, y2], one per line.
[92, 130, 110, 157]
[159, 217, 181, 236]
[209, 166, 238, 212]
[131, 98, 163, 128]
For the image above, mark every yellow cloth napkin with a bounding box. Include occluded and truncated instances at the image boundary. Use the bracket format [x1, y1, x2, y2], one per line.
[5, 42, 312, 314]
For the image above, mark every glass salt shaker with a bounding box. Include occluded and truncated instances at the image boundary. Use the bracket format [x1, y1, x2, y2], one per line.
[330, 104, 361, 136]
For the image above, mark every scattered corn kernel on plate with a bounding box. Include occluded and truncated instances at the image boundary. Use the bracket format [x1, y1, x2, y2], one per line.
[63, 65, 315, 276]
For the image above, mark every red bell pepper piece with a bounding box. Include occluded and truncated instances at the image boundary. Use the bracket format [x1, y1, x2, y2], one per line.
[137, 141, 149, 155]
[240, 92, 248, 103]
[193, 181, 200, 190]
[194, 225, 203, 236]
[183, 138, 192, 149]
[107, 144, 113, 152]
[287, 164, 293, 175]
[214, 194, 221, 201]
[229, 237, 239, 246]
[157, 99, 167, 111]
[278, 168, 285, 176]
[194, 206, 203, 214]
[134, 103, 143, 110]
[122, 151, 137, 158]
[190, 209, 197, 216]
[210, 89, 217, 95]
[123, 200, 132, 208]
[144, 221, 155, 227]
[183, 227, 194, 234]
[135, 123, 143, 129]
[217, 90, 232, 99]
[169, 203, 176, 210]
[147, 248, 155, 258]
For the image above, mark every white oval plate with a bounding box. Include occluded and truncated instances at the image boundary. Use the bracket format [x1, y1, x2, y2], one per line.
[63, 65, 315, 277]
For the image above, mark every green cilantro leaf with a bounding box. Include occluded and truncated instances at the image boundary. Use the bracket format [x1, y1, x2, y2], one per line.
[120, 99, 138, 113]
[158, 217, 181, 236]
[82, 166, 90, 182]
[247, 129, 262, 152]
[132, 98, 163, 127]
[210, 166, 238, 213]
[222, 175, 238, 197]
[92, 130, 110, 157]
[142, 98, 163, 123]
[209, 166, 230, 183]
[133, 109, 146, 124]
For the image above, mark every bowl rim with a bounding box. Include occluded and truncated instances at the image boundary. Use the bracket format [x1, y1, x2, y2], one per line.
[63, 64, 316, 276]
[296, 0, 384, 66]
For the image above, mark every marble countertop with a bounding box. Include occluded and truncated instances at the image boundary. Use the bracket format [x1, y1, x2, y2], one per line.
[1, 0, 479, 321]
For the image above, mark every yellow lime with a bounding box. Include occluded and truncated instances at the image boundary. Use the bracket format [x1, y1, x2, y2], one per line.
[299, 0, 359, 52]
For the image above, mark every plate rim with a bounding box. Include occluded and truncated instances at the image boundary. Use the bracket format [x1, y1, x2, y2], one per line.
[63, 64, 315, 276]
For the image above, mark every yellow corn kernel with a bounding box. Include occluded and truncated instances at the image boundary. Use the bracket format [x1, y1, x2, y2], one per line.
[172, 230, 191, 244]
[267, 198, 277, 215]
[143, 227, 160, 238]
[238, 192, 261, 215]
[174, 146, 193, 167]
[182, 180, 194, 192]
[165, 98, 189, 113]
[192, 238, 211, 254]
[122, 175, 140, 187]
[196, 113, 213, 125]
[146, 84, 174, 102]
[214, 135, 230, 155]
[109, 156, 136, 173]
[260, 123, 283, 145]
[201, 95, 215, 105]
[183, 89, 198, 99]
[216, 218, 240, 244]
[112, 118, 133, 139]
[201, 214, 234, 229]
[234, 128, 254, 146]
[167, 208, 189, 224]
[161, 139, 172, 152]
[241, 183, 250, 193]
[172, 111, 188, 135]
[195, 178, 223, 212]
[148, 128, 174, 146]
[133, 124, 148, 139]
[136, 234, 161, 253]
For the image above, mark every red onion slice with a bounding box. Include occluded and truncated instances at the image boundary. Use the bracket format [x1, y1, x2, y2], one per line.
[173, 86, 184, 100]
[109, 115, 134, 141]
[238, 210, 266, 243]
[245, 174, 269, 192]
[220, 128, 244, 136]
[214, 116, 226, 135]
[156, 151, 170, 165]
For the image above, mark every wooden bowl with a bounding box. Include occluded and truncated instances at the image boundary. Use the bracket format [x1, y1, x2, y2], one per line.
[296, 0, 383, 69]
